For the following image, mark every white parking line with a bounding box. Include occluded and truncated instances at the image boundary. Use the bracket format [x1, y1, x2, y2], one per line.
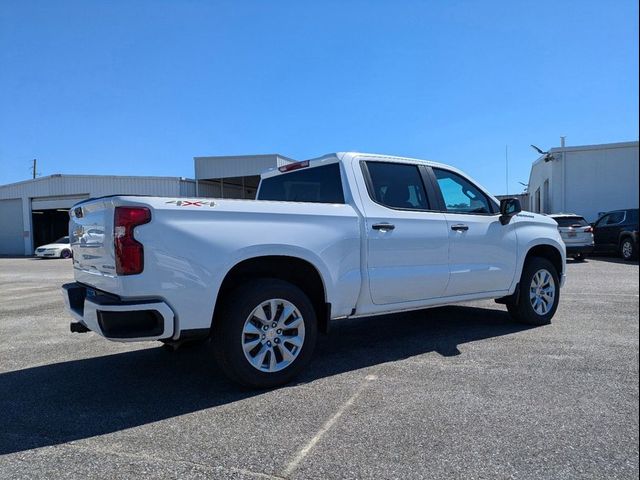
[562, 293, 639, 297]
[34, 440, 286, 480]
[282, 374, 378, 476]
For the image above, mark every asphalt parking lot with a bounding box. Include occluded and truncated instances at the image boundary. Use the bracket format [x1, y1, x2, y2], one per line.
[0, 257, 638, 479]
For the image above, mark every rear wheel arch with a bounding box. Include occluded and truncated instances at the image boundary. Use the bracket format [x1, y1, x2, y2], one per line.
[619, 233, 633, 246]
[213, 255, 329, 333]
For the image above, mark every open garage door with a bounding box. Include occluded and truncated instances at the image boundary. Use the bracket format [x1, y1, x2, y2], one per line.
[31, 195, 88, 250]
[0, 198, 25, 255]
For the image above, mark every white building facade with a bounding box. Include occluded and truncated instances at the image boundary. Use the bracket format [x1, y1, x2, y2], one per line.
[527, 141, 639, 222]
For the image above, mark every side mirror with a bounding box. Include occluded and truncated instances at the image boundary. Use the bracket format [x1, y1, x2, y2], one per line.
[499, 198, 521, 225]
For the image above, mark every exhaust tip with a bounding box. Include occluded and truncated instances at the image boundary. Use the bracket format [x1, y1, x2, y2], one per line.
[70, 322, 90, 333]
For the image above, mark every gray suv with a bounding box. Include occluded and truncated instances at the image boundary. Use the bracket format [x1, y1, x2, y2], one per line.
[549, 214, 594, 261]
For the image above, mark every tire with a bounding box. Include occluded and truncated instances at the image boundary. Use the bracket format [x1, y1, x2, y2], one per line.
[620, 237, 637, 261]
[60, 249, 72, 259]
[506, 257, 560, 325]
[212, 279, 318, 388]
[573, 253, 586, 262]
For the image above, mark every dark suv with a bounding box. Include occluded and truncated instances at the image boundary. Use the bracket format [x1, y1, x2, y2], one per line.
[592, 209, 639, 261]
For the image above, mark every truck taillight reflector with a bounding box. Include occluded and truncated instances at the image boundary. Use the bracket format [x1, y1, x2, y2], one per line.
[114, 207, 151, 275]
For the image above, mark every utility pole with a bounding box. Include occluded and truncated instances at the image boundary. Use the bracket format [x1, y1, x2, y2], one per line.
[505, 145, 509, 195]
[32, 159, 37, 179]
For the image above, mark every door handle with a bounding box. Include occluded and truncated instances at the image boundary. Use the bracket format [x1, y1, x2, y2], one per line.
[372, 223, 395, 231]
[451, 224, 469, 232]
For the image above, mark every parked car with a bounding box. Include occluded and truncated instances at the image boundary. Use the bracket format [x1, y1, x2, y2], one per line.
[549, 214, 594, 261]
[35, 236, 72, 259]
[592, 208, 639, 261]
[79, 227, 105, 244]
[62, 152, 566, 388]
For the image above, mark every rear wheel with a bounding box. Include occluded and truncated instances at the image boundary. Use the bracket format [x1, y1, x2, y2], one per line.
[506, 257, 560, 325]
[212, 279, 317, 388]
[620, 238, 636, 261]
[60, 249, 72, 259]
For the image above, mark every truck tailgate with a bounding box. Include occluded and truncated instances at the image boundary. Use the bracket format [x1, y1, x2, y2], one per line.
[69, 198, 117, 288]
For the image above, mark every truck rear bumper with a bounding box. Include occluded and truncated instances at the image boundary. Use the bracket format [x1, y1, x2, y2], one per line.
[62, 282, 174, 341]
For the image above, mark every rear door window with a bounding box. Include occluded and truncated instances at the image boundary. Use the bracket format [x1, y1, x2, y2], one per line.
[363, 162, 429, 210]
[258, 163, 345, 204]
[605, 211, 625, 225]
[626, 210, 638, 223]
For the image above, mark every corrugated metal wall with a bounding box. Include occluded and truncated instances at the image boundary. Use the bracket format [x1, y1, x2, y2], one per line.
[0, 161, 289, 254]
[0, 175, 200, 255]
[0, 175, 188, 200]
[194, 154, 293, 180]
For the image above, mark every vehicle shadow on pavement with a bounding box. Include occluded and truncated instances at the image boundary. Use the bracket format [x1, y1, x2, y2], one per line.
[588, 255, 639, 265]
[0, 305, 532, 455]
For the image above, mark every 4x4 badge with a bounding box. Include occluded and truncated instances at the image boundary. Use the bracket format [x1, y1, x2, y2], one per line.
[165, 200, 216, 207]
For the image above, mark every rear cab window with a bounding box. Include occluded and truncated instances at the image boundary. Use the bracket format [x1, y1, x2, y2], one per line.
[258, 163, 345, 204]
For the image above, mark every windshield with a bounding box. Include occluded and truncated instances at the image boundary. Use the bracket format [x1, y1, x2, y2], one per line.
[54, 236, 70, 244]
[554, 217, 588, 228]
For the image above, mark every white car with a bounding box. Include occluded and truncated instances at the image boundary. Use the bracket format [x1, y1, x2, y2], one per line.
[79, 227, 105, 245]
[549, 213, 594, 261]
[35, 236, 73, 259]
[62, 152, 566, 388]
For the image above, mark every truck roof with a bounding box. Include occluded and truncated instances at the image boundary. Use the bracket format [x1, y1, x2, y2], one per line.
[261, 152, 455, 178]
[260, 151, 499, 205]
[337, 152, 450, 169]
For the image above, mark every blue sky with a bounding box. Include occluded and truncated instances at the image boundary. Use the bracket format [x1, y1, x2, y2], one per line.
[1, 0, 638, 194]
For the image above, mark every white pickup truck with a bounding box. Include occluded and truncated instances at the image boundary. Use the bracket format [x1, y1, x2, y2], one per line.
[63, 152, 566, 387]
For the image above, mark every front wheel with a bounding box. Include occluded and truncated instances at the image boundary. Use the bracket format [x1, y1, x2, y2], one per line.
[506, 257, 560, 325]
[212, 279, 317, 388]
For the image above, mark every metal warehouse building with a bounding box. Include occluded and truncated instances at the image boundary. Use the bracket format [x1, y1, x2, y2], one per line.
[194, 154, 293, 199]
[0, 154, 293, 255]
[527, 140, 639, 222]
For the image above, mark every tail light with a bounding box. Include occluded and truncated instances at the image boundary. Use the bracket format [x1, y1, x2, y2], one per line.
[114, 207, 151, 275]
[584, 226, 593, 233]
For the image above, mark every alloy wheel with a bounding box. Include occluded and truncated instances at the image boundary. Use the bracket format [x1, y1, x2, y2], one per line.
[241, 298, 305, 372]
[529, 268, 556, 315]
